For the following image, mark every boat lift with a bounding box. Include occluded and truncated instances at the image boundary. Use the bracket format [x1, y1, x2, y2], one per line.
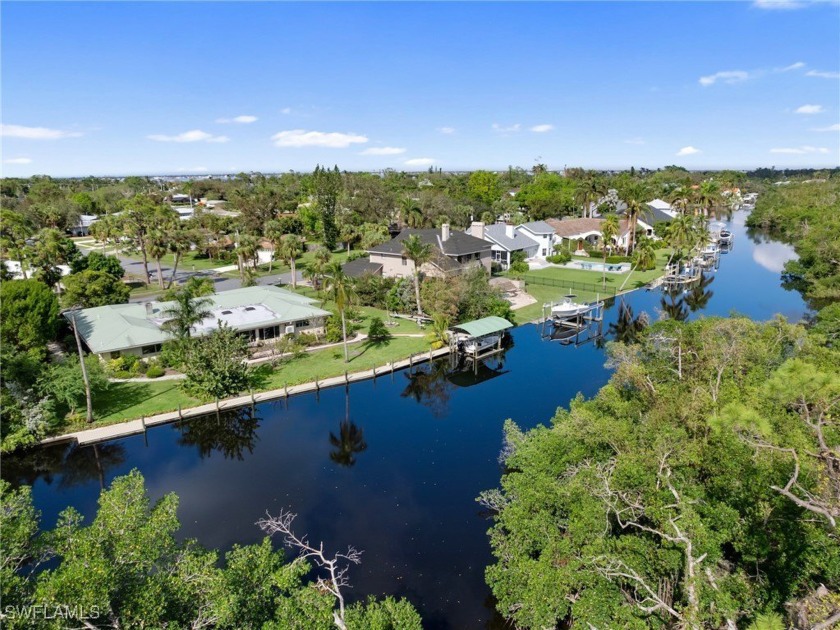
[540, 294, 605, 347]
[448, 316, 514, 367]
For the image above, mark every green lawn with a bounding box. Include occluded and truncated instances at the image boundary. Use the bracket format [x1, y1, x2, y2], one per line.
[221, 248, 351, 279]
[510, 249, 672, 322]
[87, 334, 430, 427]
[258, 336, 431, 390]
[88, 381, 200, 426]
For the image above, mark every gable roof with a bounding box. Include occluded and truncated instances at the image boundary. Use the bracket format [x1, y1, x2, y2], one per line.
[368, 228, 491, 257]
[468, 224, 538, 252]
[545, 218, 605, 239]
[342, 258, 383, 278]
[516, 220, 555, 235]
[67, 286, 330, 354]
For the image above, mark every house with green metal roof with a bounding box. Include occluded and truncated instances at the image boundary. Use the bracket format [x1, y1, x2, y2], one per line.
[66, 285, 331, 360]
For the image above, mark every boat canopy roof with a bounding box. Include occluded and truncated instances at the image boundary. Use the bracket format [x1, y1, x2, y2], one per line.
[451, 316, 514, 339]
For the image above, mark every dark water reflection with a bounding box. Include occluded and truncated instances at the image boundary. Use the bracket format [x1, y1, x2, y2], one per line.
[2, 211, 809, 629]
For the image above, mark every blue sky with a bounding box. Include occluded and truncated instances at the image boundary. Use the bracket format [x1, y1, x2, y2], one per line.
[2, 1, 839, 177]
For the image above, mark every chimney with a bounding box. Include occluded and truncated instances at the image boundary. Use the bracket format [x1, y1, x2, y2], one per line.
[441, 223, 450, 242]
[505, 224, 515, 239]
[470, 221, 485, 241]
[145, 302, 154, 318]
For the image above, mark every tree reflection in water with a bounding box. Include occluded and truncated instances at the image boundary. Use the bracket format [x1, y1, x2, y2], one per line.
[329, 387, 368, 468]
[1, 441, 127, 491]
[177, 406, 260, 460]
[608, 299, 650, 344]
[685, 273, 715, 312]
[400, 360, 453, 417]
[659, 287, 690, 322]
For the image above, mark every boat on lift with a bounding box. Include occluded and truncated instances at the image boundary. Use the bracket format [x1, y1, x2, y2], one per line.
[463, 334, 502, 355]
[550, 294, 591, 319]
[718, 228, 733, 246]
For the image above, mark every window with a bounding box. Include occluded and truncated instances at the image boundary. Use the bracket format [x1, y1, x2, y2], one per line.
[263, 325, 279, 339]
[141, 344, 162, 356]
[542, 248, 547, 256]
[295, 320, 310, 328]
[110, 351, 121, 359]
[401, 257, 407, 266]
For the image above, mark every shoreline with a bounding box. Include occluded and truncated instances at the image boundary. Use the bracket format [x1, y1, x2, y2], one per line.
[38, 346, 452, 448]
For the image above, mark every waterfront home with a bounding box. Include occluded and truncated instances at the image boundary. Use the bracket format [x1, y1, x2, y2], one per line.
[545, 217, 605, 253]
[366, 224, 492, 279]
[515, 221, 558, 258]
[66, 285, 330, 361]
[464, 221, 538, 269]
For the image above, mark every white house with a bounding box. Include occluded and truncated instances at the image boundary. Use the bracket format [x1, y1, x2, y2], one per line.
[515, 221, 558, 259]
[464, 222, 539, 269]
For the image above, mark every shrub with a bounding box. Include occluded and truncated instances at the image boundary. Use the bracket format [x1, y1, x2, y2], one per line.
[368, 317, 392, 343]
[546, 251, 571, 264]
[145, 365, 165, 379]
[509, 261, 530, 274]
[295, 332, 319, 347]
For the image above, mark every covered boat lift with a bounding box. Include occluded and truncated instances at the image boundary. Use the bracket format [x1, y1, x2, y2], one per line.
[449, 316, 514, 362]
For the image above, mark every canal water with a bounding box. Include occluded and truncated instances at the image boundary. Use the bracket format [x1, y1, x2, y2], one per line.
[3, 211, 808, 629]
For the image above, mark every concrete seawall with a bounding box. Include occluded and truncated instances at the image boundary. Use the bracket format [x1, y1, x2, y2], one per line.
[40, 347, 452, 448]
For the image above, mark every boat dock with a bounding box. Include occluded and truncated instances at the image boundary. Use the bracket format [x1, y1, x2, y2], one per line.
[39, 346, 452, 448]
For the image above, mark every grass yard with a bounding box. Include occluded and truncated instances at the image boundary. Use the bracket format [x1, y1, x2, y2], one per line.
[258, 336, 431, 390]
[510, 248, 673, 322]
[89, 381, 200, 426]
[86, 334, 430, 429]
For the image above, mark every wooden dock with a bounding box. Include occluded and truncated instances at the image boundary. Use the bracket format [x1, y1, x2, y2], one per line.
[39, 347, 452, 448]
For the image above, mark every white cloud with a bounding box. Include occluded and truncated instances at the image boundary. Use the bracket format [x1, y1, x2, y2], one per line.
[147, 129, 230, 143]
[1, 124, 83, 140]
[770, 146, 830, 154]
[492, 123, 522, 133]
[699, 70, 750, 87]
[676, 146, 701, 156]
[812, 123, 840, 132]
[795, 104, 825, 114]
[280, 107, 292, 115]
[216, 115, 258, 124]
[437, 126, 455, 134]
[624, 137, 645, 145]
[530, 124, 555, 133]
[776, 61, 806, 72]
[404, 158, 435, 167]
[176, 166, 209, 173]
[271, 129, 368, 148]
[3, 157, 32, 164]
[359, 147, 406, 156]
[753, 0, 808, 9]
[806, 69, 840, 79]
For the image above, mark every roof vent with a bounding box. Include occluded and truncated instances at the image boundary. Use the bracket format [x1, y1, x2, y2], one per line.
[145, 302, 154, 318]
[245, 306, 256, 311]
[221, 310, 233, 315]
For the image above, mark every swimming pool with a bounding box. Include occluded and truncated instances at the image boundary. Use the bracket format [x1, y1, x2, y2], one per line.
[563, 260, 631, 273]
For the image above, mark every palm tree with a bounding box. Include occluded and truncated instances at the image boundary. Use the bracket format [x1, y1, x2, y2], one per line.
[600, 214, 620, 289]
[67, 308, 94, 423]
[697, 180, 721, 217]
[160, 282, 214, 340]
[668, 186, 695, 216]
[234, 233, 259, 283]
[278, 234, 305, 289]
[618, 180, 650, 254]
[323, 261, 355, 363]
[166, 227, 193, 290]
[576, 173, 607, 218]
[400, 196, 423, 228]
[632, 237, 657, 271]
[401, 234, 433, 315]
[665, 213, 695, 259]
[147, 229, 169, 289]
[305, 245, 332, 293]
[426, 314, 450, 349]
[264, 220, 283, 272]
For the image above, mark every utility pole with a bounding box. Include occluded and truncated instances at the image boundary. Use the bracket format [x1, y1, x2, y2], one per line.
[70, 309, 94, 423]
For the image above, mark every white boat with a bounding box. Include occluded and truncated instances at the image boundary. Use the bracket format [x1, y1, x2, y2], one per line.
[718, 229, 733, 245]
[701, 243, 719, 258]
[463, 334, 501, 354]
[550, 295, 591, 319]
